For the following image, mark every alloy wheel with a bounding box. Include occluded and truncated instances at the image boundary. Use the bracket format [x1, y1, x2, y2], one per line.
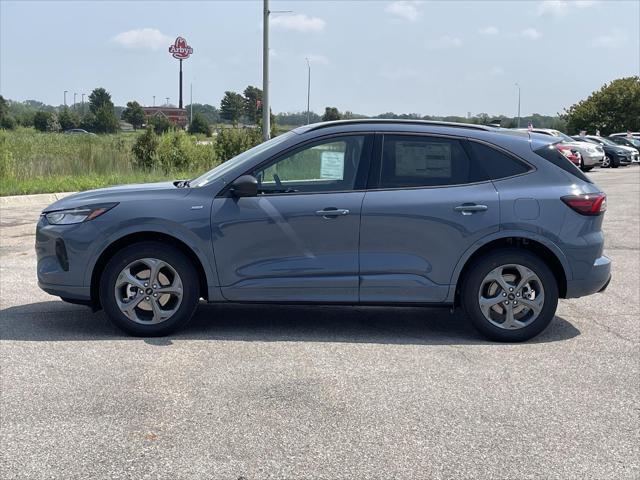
[114, 258, 183, 325]
[602, 155, 611, 168]
[478, 264, 545, 330]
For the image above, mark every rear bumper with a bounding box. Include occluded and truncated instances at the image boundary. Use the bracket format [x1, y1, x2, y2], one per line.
[565, 255, 611, 298]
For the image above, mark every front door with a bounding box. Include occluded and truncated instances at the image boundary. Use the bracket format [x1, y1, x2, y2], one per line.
[211, 134, 372, 302]
[359, 133, 500, 303]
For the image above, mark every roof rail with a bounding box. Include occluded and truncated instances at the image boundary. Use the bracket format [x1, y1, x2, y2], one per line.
[301, 119, 495, 133]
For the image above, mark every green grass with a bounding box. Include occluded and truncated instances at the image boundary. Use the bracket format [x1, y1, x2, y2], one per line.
[0, 127, 212, 196]
[0, 171, 202, 196]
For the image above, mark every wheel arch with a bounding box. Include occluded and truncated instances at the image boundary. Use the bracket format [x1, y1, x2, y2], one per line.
[90, 231, 212, 308]
[451, 233, 570, 305]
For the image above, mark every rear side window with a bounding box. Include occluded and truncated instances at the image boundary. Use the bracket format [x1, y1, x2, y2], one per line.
[533, 144, 593, 183]
[469, 141, 531, 180]
[379, 135, 487, 188]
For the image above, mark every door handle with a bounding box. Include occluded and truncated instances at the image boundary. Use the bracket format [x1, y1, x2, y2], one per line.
[315, 208, 350, 217]
[454, 203, 488, 215]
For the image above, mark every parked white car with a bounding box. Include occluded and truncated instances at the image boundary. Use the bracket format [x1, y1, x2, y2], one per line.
[609, 132, 640, 139]
[520, 128, 603, 171]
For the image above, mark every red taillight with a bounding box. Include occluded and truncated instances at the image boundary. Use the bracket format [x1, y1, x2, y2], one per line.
[561, 193, 607, 215]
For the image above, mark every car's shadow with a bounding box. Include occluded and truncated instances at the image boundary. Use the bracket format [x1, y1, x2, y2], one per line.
[0, 301, 580, 345]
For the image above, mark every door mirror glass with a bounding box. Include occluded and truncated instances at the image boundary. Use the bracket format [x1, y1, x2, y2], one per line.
[230, 175, 258, 197]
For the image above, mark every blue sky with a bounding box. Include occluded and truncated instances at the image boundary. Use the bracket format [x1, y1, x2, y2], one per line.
[1, 0, 638, 116]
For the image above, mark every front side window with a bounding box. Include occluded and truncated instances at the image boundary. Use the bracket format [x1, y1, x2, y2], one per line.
[253, 135, 366, 194]
[378, 135, 486, 188]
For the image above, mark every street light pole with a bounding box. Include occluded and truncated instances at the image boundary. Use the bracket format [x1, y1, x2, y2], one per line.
[81, 93, 85, 114]
[262, 0, 270, 141]
[73, 93, 77, 110]
[64, 90, 68, 107]
[515, 82, 521, 128]
[306, 57, 311, 125]
[166, 97, 170, 106]
[153, 95, 156, 107]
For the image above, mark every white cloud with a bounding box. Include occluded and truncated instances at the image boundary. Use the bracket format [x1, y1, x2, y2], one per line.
[521, 28, 542, 39]
[270, 14, 326, 32]
[111, 28, 172, 50]
[428, 35, 463, 49]
[305, 54, 330, 66]
[385, 1, 422, 22]
[591, 29, 625, 48]
[537, 0, 598, 17]
[479, 26, 499, 35]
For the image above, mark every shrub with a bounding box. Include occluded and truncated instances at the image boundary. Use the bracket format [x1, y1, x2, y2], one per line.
[188, 112, 212, 136]
[157, 130, 191, 171]
[149, 115, 172, 134]
[33, 111, 51, 132]
[46, 113, 61, 132]
[215, 127, 262, 162]
[132, 127, 159, 169]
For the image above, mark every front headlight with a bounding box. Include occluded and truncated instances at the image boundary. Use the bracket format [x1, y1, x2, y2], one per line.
[45, 203, 117, 225]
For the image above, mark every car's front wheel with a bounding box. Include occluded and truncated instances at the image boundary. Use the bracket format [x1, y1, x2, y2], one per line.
[99, 241, 200, 336]
[602, 155, 611, 168]
[461, 249, 558, 342]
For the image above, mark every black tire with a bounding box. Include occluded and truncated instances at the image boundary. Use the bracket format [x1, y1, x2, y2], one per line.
[611, 155, 619, 168]
[461, 248, 558, 342]
[581, 166, 593, 172]
[99, 241, 200, 336]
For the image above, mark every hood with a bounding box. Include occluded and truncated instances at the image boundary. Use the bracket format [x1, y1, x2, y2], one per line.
[42, 181, 189, 213]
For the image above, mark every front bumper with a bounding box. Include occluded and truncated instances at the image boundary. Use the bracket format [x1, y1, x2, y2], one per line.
[36, 215, 97, 301]
[565, 255, 612, 298]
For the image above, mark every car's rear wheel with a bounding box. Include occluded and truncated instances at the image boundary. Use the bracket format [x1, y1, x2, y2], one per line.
[99, 241, 200, 336]
[461, 249, 558, 342]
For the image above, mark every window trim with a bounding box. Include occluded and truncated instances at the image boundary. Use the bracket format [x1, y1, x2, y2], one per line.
[218, 132, 374, 197]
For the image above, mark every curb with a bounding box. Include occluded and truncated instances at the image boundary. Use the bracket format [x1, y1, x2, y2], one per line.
[0, 192, 76, 208]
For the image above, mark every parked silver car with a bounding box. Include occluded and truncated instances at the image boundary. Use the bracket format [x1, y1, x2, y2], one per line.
[525, 128, 603, 171]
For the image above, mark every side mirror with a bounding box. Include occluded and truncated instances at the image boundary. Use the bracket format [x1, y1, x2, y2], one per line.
[230, 175, 258, 197]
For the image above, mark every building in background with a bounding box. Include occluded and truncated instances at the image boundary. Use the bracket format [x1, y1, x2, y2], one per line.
[142, 107, 188, 128]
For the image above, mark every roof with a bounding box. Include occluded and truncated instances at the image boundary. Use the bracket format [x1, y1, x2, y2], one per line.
[294, 119, 495, 134]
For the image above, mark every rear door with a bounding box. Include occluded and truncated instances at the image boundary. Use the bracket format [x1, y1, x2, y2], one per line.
[359, 133, 500, 303]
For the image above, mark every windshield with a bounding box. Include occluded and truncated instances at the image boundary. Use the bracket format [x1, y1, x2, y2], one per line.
[554, 131, 575, 142]
[190, 131, 296, 188]
[595, 137, 617, 146]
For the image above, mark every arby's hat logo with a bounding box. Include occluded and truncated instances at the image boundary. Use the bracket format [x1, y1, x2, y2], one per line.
[169, 37, 193, 60]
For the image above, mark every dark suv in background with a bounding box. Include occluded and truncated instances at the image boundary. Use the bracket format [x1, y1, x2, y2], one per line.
[37, 121, 611, 342]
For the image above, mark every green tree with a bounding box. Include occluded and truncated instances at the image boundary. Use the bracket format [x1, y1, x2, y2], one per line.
[0, 96, 16, 129]
[188, 112, 212, 136]
[322, 107, 341, 121]
[121, 101, 145, 129]
[565, 77, 640, 135]
[58, 108, 80, 131]
[185, 103, 220, 124]
[220, 91, 245, 126]
[243, 85, 262, 124]
[93, 105, 119, 133]
[46, 112, 61, 132]
[132, 126, 159, 169]
[0, 95, 8, 121]
[33, 111, 52, 132]
[88, 87, 113, 114]
[149, 114, 172, 134]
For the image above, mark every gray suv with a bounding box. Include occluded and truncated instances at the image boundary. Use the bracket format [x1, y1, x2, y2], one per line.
[36, 121, 611, 341]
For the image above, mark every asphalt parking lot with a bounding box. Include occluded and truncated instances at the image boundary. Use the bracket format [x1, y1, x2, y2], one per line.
[1, 168, 638, 479]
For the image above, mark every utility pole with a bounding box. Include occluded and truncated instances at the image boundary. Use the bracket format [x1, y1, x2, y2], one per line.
[306, 57, 311, 124]
[64, 90, 68, 107]
[153, 95, 156, 107]
[262, 0, 270, 140]
[515, 82, 521, 128]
